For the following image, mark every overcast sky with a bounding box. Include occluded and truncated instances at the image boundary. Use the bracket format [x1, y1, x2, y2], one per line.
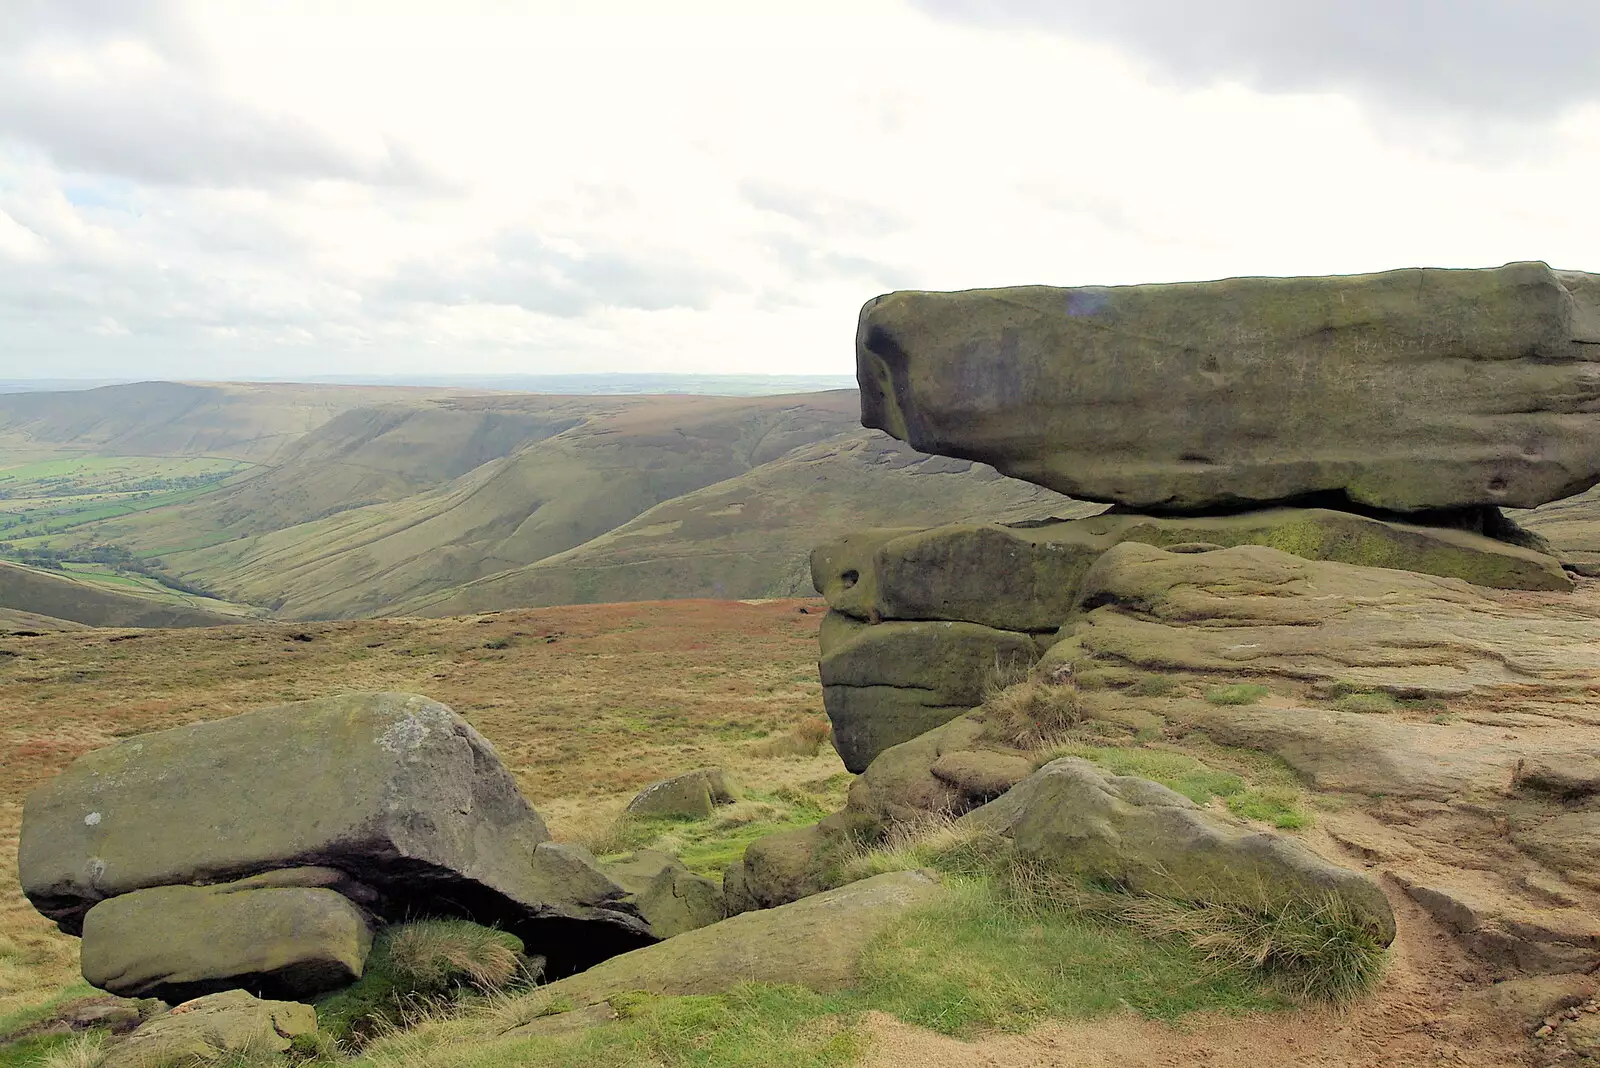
[2, 1, 1598, 380]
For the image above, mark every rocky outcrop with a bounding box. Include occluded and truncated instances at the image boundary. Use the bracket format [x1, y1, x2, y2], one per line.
[812, 507, 1572, 771]
[80, 869, 374, 1002]
[857, 261, 1600, 513]
[18, 692, 705, 994]
[100, 990, 316, 1068]
[625, 768, 736, 819]
[819, 615, 1039, 771]
[962, 758, 1396, 943]
[1048, 540, 1600, 974]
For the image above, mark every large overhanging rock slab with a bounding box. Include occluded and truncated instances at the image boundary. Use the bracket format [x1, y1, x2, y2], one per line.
[812, 508, 1569, 632]
[19, 693, 554, 935]
[857, 261, 1600, 513]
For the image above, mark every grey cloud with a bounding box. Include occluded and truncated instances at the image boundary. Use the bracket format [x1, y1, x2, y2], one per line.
[0, 4, 437, 188]
[917, 0, 1600, 120]
[380, 233, 724, 317]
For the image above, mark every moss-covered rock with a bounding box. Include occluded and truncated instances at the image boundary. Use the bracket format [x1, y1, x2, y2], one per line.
[722, 823, 837, 917]
[80, 872, 373, 1002]
[819, 618, 1038, 771]
[601, 850, 725, 938]
[961, 758, 1396, 944]
[625, 768, 736, 820]
[101, 990, 316, 1068]
[857, 261, 1600, 512]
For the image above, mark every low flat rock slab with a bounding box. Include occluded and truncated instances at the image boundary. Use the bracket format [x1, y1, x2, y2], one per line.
[533, 870, 941, 1006]
[80, 875, 373, 1002]
[101, 990, 315, 1068]
[812, 508, 1570, 633]
[857, 261, 1600, 513]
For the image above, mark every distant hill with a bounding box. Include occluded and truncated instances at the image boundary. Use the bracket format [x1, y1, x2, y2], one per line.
[0, 561, 245, 629]
[0, 380, 475, 464]
[405, 431, 1098, 615]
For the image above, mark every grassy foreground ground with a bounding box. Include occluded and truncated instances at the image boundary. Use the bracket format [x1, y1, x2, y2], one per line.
[0, 598, 1540, 1068]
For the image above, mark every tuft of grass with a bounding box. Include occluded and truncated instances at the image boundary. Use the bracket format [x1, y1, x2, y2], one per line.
[316, 920, 527, 1045]
[579, 783, 844, 878]
[751, 716, 832, 758]
[385, 920, 525, 995]
[1002, 865, 1386, 1004]
[1332, 691, 1397, 714]
[858, 875, 1283, 1034]
[832, 820, 1012, 885]
[1205, 683, 1271, 706]
[981, 672, 1079, 749]
[1133, 673, 1179, 697]
[481, 637, 511, 650]
[26, 1032, 106, 1068]
[1224, 787, 1309, 830]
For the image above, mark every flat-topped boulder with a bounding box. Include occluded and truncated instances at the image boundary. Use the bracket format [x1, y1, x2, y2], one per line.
[857, 261, 1600, 513]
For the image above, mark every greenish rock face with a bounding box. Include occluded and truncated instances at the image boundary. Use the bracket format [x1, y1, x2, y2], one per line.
[857, 262, 1600, 513]
[819, 618, 1037, 771]
[19, 692, 551, 936]
[962, 758, 1396, 944]
[80, 876, 373, 1003]
[532, 871, 941, 1006]
[624, 768, 736, 820]
[722, 824, 834, 917]
[100, 989, 316, 1068]
[812, 508, 1570, 632]
[601, 850, 725, 939]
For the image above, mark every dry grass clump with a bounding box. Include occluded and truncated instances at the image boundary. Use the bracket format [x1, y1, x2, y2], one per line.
[751, 716, 832, 758]
[33, 1032, 108, 1068]
[981, 658, 1079, 748]
[832, 818, 1012, 884]
[385, 920, 525, 994]
[1003, 864, 1386, 1002]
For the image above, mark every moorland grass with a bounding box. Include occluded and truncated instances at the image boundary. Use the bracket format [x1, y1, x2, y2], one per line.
[1205, 683, 1271, 706]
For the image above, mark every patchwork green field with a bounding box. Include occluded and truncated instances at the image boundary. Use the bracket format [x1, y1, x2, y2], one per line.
[0, 455, 252, 546]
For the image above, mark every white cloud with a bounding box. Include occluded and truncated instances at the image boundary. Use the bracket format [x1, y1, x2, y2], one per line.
[0, 0, 1597, 380]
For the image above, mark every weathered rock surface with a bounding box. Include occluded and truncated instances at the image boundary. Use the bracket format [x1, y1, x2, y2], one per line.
[100, 990, 316, 1068]
[858, 261, 1600, 513]
[80, 871, 373, 1002]
[820, 616, 1038, 771]
[722, 819, 841, 917]
[813, 508, 1571, 633]
[20, 693, 552, 936]
[843, 712, 1033, 829]
[1049, 542, 1600, 696]
[600, 850, 725, 938]
[961, 758, 1396, 942]
[532, 871, 940, 1005]
[1047, 540, 1600, 973]
[625, 768, 736, 820]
